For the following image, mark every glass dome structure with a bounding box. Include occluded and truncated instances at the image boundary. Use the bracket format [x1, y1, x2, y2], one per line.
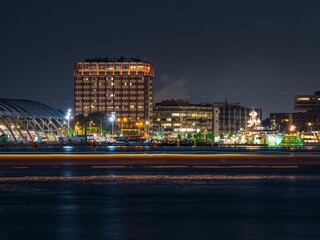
[0, 99, 71, 143]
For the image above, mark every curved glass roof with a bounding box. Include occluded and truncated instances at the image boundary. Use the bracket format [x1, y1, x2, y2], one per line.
[0, 99, 64, 118]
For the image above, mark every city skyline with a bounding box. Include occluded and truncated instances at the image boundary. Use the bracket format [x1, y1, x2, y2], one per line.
[2, 0, 320, 118]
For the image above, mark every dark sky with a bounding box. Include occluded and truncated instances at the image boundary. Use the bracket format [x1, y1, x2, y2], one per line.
[1, 0, 320, 118]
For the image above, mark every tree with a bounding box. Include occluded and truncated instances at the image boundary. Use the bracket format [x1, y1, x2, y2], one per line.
[219, 133, 224, 139]
[71, 114, 87, 134]
[207, 133, 214, 141]
[71, 114, 87, 126]
[197, 132, 204, 141]
[187, 133, 193, 139]
[71, 112, 107, 135]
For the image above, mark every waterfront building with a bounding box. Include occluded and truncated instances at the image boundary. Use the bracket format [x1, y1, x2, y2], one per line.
[269, 113, 293, 132]
[269, 111, 320, 143]
[270, 111, 320, 132]
[153, 99, 213, 139]
[74, 57, 154, 135]
[0, 99, 70, 143]
[212, 102, 261, 137]
[292, 111, 320, 132]
[294, 91, 320, 111]
[153, 99, 258, 140]
[271, 93, 320, 132]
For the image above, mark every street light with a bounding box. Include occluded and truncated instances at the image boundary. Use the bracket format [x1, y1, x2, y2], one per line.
[135, 122, 143, 135]
[65, 109, 72, 136]
[109, 112, 116, 135]
[289, 125, 296, 132]
[307, 122, 312, 132]
[117, 117, 128, 135]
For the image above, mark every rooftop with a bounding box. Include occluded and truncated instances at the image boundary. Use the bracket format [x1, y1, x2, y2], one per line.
[83, 56, 148, 63]
[0, 99, 64, 119]
[155, 99, 212, 107]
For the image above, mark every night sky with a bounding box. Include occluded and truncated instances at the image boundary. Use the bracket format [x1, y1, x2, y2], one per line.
[1, 0, 320, 118]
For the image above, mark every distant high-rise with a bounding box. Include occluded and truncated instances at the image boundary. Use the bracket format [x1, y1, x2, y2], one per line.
[74, 57, 154, 134]
[294, 91, 320, 111]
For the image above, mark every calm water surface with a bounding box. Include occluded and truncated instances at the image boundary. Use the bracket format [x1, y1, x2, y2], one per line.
[0, 165, 320, 240]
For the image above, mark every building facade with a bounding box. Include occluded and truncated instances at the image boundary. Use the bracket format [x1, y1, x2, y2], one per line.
[270, 112, 320, 132]
[269, 112, 292, 132]
[74, 57, 154, 134]
[270, 90, 320, 132]
[153, 100, 213, 139]
[294, 91, 320, 111]
[153, 99, 257, 139]
[212, 102, 259, 137]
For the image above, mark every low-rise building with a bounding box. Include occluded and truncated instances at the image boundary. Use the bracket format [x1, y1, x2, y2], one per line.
[294, 91, 320, 111]
[153, 99, 212, 139]
[270, 90, 320, 132]
[153, 99, 260, 140]
[269, 113, 293, 132]
[212, 102, 260, 137]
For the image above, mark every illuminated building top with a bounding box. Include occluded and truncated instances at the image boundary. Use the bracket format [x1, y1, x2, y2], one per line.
[74, 57, 154, 77]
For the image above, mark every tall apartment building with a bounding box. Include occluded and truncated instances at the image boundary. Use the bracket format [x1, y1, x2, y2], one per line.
[74, 57, 154, 133]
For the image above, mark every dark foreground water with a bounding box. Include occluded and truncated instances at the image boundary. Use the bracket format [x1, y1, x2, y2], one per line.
[0, 166, 320, 240]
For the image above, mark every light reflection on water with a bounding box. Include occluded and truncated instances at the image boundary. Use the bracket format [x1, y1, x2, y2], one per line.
[0, 171, 320, 240]
[0, 174, 319, 182]
[1, 163, 320, 240]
